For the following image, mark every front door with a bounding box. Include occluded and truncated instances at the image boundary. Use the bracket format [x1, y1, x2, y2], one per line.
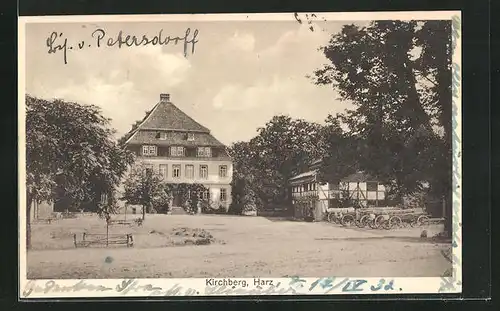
[173, 192, 183, 207]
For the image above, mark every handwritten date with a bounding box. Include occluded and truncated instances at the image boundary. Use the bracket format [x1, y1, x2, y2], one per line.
[304, 277, 396, 293]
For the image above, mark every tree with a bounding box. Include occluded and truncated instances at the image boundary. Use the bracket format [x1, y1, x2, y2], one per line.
[121, 164, 171, 219]
[253, 116, 325, 210]
[312, 20, 453, 232]
[317, 114, 362, 183]
[228, 116, 325, 215]
[25, 95, 134, 248]
[228, 141, 263, 214]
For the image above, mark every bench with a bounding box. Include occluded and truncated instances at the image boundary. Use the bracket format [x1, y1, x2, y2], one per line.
[73, 233, 134, 248]
[108, 219, 132, 226]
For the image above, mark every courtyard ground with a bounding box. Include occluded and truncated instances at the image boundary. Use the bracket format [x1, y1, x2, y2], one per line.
[26, 214, 451, 279]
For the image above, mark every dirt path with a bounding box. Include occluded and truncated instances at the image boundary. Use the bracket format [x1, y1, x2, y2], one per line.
[26, 215, 451, 279]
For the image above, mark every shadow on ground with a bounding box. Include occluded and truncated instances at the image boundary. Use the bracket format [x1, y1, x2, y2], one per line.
[263, 216, 310, 222]
[315, 236, 451, 244]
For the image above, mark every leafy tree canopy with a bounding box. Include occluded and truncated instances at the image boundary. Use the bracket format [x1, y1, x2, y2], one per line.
[121, 163, 170, 218]
[228, 115, 325, 213]
[312, 20, 453, 230]
[26, 95, 134, 207]
[313, 20, 452, 196]
[26, 95, 134, 247]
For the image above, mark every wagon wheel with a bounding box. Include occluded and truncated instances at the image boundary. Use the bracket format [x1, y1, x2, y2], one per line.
[409, 216, 419, 227]
[357, 214, 369, 228]
[381, 220, 392, 230]
[417, 215, 430, 226]
[387, 215, 402, 229]
[341, 214, 355, 227]
[368, 215, 379, 229]
[399, 216, 409, 228]
[373, 215, 387, 229]
[327, 212, 336, 223]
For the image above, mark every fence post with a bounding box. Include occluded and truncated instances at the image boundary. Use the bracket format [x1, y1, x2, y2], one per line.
[106, 221, 109, 247]
[442, 197, 446, 219]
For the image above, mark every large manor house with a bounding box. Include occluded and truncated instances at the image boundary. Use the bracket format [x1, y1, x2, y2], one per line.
[122, 93, 233, 211]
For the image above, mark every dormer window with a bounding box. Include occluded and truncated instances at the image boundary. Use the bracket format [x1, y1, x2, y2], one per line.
[157, 132, 167, 140]
[170, 146, 185, 157]
[197, 147, 211, 157]
[187, 133, 195, 141]
[142, 145, 157, 156]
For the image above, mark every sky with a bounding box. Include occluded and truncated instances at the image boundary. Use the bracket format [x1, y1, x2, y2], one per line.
[25, 18, 359, 145]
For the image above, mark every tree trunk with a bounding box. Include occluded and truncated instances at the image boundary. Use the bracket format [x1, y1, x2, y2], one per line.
[142, 204, 145, 220]
[26, 194, 33, 250]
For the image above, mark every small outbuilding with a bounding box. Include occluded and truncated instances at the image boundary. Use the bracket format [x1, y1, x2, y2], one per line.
[289, 160, 386, 221]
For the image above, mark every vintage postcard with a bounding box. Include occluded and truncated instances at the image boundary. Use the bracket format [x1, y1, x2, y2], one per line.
[18, 11, 462, 298]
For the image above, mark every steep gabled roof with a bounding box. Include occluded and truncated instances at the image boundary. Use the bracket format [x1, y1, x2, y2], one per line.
[124, 96, 225, 147]
[140, 101, 210, 133]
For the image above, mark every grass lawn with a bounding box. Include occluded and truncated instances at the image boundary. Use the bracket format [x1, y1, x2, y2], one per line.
[26, 214, 452, 279]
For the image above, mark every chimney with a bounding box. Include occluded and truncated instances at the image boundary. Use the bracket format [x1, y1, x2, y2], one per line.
[160, 93, 170, 102]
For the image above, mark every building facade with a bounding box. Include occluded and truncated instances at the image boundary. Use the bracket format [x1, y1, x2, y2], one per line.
[123, 93, 233, 212]
[290, 160, 386, 220]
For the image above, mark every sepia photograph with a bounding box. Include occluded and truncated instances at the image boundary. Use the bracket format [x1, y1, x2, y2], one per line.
[19, 12, 462, 297]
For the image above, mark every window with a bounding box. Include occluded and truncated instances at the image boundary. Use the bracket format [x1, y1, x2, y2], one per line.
[172, 165, 181, 178]
[220, 188, 227, 201]
[366, 181, 378, 191]
[170, 146, 185, 157]
[219, 165, 227, 178]
[157, 132, 167, 140]
[185, 165, 194, 179]
[197, 147, 211, 157]
[142, 145, 157, 156]
[201, 188, 210, 200]
[199, 165, 208, 179]
[187, 133, 195, 141]
[159, 164, 167, 180]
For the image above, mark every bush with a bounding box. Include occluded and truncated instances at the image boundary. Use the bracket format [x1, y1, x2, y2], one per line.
[228, 183, 259, 215]
[201, 202, 227, 214]
[152, 187, 173, 214]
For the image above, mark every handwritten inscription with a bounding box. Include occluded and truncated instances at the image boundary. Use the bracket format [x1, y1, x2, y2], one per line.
[116, 279, 163, 295]
[23, 280, 113, 297]
[22, 277, 399, 298]
[439, 14, 462, 293]
[46, 28, 199, 65]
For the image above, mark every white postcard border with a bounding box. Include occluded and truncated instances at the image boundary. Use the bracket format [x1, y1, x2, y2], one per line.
[18, 11, 462, 298]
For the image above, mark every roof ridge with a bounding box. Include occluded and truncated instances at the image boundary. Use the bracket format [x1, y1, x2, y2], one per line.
[163, 101, 210, 133]
[123, 102, 161, 145]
